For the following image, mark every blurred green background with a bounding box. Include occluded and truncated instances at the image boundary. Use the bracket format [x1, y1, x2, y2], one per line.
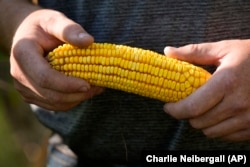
[0, 51, 50, 167]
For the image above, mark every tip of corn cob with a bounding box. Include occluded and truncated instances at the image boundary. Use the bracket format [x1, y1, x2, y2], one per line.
[47, 43, 211, 102]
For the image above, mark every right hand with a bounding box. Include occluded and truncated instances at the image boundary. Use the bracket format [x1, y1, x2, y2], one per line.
[10, 9, 103, 111]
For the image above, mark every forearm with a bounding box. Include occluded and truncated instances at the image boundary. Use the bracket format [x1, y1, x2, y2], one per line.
[0, 0, 40, 53]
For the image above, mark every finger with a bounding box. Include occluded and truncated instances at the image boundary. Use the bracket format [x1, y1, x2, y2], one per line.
[222, 129, 250, 141]
[15, 79, 104, 111]
[14, 80, 78, 111]
[42, 10, 94, 47]
[203, 112, 250, 139]
[37, 86, 104, 111]
[37, 66, 91, 93]
[14, 78, 87, 104]
[164, 42, 223, 66]
[164, 69, 225, 119]
[30, 99, 81, 111]
[189, 98, 232, 129]
[189, 88, 248, 129]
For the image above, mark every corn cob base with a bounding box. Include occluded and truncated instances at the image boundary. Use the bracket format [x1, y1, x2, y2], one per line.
[48, 43, 211, 102]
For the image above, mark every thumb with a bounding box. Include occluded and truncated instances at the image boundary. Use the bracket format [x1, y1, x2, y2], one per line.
[164, 43, 220, 66]
[44, 10, 94, 47]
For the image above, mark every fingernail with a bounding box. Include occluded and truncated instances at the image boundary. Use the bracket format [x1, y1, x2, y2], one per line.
[78, 32, 88, 39]
[163, 104, 169, 113]
[164, 46, 175, 54]
[80, 86, 89, 92]
[77, 33, 94, 46]
[78, 32, 94, 40]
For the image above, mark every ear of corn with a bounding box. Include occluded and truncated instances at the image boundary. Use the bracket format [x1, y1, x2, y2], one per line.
[47, 43, 211, 102]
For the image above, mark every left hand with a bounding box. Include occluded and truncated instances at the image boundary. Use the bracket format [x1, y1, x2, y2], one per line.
[10, 9, 103, 111]
[163, 40, 250, 141]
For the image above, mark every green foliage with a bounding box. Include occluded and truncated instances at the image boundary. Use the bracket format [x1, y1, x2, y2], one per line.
[0, 52, 28, 167]
[0, 52, 51, 167]
[0, 96, 28, 167]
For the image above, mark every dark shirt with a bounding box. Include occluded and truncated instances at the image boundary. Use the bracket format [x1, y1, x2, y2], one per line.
[36, 0, 250, 163]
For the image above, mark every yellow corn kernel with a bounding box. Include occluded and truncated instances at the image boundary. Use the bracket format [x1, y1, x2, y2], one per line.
[47, 42, 211, 102]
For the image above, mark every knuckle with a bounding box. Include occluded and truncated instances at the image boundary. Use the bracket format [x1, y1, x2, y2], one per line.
[224, 73, 238, 91]
[235, 97, 249, 111]
[43, 10, 65, 24]
[11, 40, 31, 62]
[10, 62, 20, 80]
[37, 71, 50, 88]
[227, 97, 249, 117]
[49, 94, 63, 104]
[11, 45, 22, 61]
[185, 101, 201, 117]
[18, 91, 35, 104]
[202, 130, 214, 138]
[245, 113, 250, 123]
[240, 114, 250, 129]
[10, 69, 17, 79]
[188, 44, 200, 53]
[13, 84, 31, 101]
[202, 128, 218, 139]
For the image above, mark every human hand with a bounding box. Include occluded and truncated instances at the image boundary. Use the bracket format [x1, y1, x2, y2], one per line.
[10, 9, 103, 111]
[163, 40, 250, 141]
